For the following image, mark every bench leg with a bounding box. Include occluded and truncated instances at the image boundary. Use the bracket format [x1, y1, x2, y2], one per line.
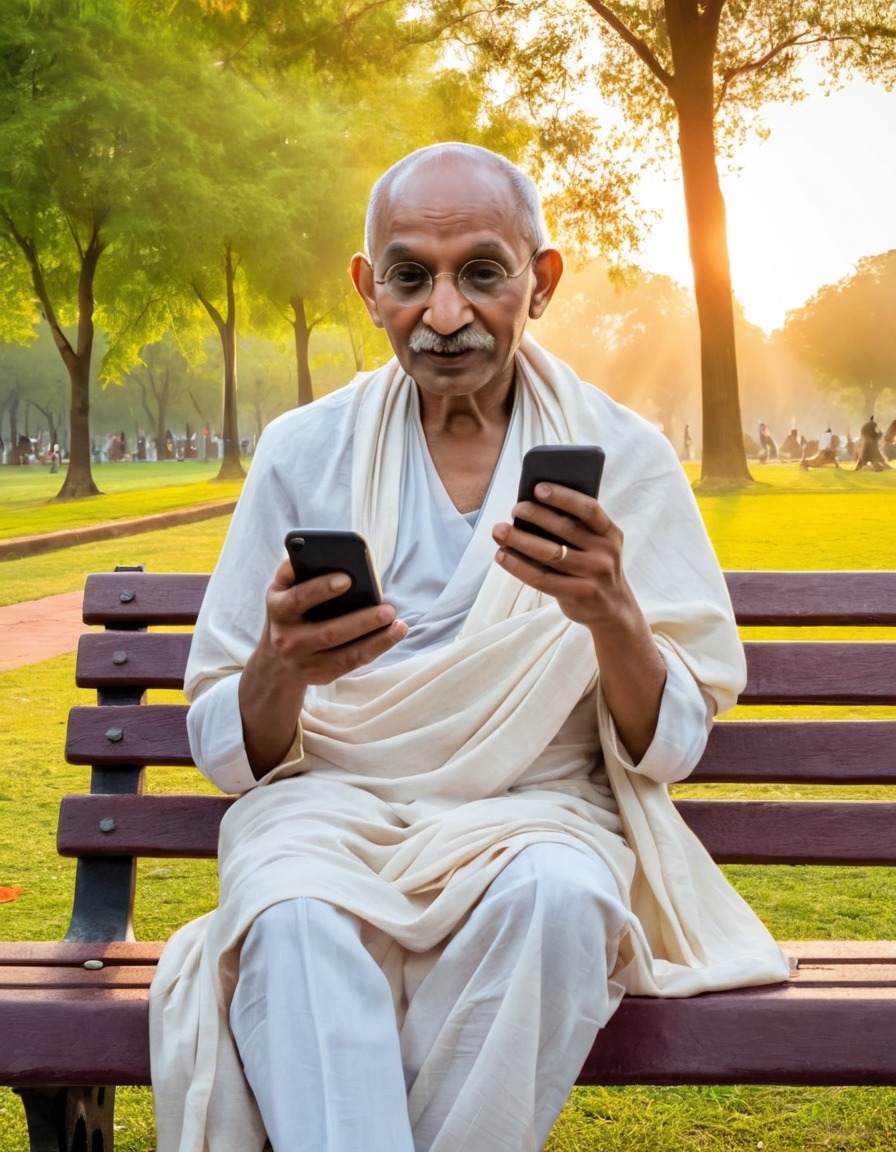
[15, 1086, 116, 1152]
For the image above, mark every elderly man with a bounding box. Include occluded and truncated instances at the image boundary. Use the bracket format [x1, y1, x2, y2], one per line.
[150, 143, 788, 1152]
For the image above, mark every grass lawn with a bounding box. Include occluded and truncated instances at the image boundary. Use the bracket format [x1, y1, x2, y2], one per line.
[0, 460, 244, 540]
[0, 461, 894, 1149]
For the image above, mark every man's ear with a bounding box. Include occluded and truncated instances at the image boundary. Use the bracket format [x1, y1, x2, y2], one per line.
[350, 253, 384, 329]
[528, 248, 563, 320]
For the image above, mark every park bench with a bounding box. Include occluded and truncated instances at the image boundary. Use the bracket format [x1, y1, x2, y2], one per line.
[1, 566, 895, 1151]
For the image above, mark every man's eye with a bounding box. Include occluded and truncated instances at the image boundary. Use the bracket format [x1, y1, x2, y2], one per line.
[464, 262, 504, 288]
[389, 265, 427, 287]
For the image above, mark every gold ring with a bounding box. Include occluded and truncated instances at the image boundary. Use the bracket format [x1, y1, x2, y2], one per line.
[557, 544, 568, 565]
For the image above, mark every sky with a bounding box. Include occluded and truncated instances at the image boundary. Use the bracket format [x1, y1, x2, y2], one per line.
[634, 78, 896, 334]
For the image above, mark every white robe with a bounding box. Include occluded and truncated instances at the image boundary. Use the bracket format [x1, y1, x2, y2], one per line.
[149, 335, 789, 1151]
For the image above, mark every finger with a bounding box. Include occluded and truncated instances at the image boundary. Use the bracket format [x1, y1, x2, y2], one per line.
[274, 567, 354, 620]
[510, 501, 579, 549]
[494, 521, 581, 572]
[303, 601, 400, 652]
[494, 543, 579, 591]
[530, 482, 611, 533]
[301, 614, 408, 682]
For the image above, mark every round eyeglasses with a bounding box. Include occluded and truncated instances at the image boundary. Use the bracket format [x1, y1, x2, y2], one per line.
[373, 250, 538, 307]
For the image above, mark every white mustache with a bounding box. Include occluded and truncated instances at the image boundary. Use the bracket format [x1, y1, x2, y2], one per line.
[408, 325, 496, 354]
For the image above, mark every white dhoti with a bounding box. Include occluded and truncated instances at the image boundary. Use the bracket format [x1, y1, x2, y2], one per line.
[229, 844, 629, 1152]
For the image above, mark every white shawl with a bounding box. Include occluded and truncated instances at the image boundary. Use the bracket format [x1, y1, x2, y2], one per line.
[150, 336, 789, 1151]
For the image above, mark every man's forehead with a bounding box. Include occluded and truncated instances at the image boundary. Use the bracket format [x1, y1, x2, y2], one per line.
[370, 156, 521, 254]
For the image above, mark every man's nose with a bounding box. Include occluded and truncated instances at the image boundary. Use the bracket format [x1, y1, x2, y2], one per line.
[423, 274, 474, 334]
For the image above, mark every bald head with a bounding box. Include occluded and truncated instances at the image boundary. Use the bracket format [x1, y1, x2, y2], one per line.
[364, 143, 548, 261]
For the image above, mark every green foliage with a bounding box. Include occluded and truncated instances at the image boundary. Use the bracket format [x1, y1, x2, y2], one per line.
[781, 250, 896, 419]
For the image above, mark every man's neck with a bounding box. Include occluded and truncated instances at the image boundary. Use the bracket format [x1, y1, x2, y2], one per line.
[417, 376, 515, 514]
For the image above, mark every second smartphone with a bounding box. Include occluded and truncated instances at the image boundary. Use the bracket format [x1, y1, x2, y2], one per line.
[514, 444, 605, 545]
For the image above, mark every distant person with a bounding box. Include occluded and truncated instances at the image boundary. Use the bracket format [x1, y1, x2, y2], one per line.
[800, 428, 840, 470]
[779, 428, 801, 460]
[757, 421, 777, 463]
[884, 418, 896, 461]
[682, 424, 692, 460]
[855, 416, 890, 471]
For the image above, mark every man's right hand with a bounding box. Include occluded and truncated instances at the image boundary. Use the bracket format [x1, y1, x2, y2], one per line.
[239, 557, 407, 777]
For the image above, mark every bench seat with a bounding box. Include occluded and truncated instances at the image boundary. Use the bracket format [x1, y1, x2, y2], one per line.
[4, 941, 896, 1087]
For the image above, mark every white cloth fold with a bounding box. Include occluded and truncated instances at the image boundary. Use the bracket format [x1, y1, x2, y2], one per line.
[151, 335, 789, 1151]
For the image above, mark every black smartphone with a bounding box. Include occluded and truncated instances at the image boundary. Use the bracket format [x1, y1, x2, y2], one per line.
[284, 530, 383, 623]
[514, 444, 606, 545]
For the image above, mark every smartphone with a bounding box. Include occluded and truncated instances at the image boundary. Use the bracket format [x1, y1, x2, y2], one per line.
[514, 444, 605, 544]
[284, 530, 383, 623]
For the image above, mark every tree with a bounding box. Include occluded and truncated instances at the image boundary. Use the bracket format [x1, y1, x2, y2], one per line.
[0, 2, 214, 497]
[124, 336, 195, 460]
[427, 0, 896, 485]
[183, 0, 647, 403]
[782, 250, 896, 422]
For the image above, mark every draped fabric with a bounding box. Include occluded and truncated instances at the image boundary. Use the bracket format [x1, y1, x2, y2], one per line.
[150, 335, 789, 1151]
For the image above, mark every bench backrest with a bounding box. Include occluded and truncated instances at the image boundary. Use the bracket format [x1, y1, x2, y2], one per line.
[62, 570, 896, 941]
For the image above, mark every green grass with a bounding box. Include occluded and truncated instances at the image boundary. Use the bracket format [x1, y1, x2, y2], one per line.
[0, 465, 895, 1149]
[0, 518, 230, 606]
[0, 460, 244, 540]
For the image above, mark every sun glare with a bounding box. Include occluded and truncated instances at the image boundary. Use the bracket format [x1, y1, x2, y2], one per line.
[638, 78, 896, 335]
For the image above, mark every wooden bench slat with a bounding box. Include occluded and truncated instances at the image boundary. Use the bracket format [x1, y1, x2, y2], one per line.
[78, 571, 896, 629]
[82, 572, 210, 626]
[741, 642, 896, 703]
[65, 712, 896, 781]
[75, 632, 192, 689]
[70, 640, 896, 704]
[54, 794, 896, 864]
[678, 800, 896, 864]
[65, 705, 193, 766]
[7, 973, 896, 1087]
[0, 996, 152, 1085]
[57, 794, 234, 857]
[725, 570, 896, 626]
[584, 986, 896, 1085]
[1, 967, 156, 989]
[694, 720, 896, 783]
[0, 942, 163, 966]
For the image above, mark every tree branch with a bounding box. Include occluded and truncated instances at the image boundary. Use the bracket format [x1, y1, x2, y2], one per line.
[0, 207, 75, 366]
[192, 280, 226, 337]
[717, 32, 860, 108]
[63, 213, 85, 262]
[581, 0, 674, 90]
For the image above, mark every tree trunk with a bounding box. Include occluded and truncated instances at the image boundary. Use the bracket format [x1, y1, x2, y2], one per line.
[667, 6, 752, 488]
[195, 245, 245, 481]
[8, 393, 19, 459]
[218, 247, 244, 479]
[56, 352, 100, 497]
[291, 294, 314, 407]
[54, 229, 104, 499]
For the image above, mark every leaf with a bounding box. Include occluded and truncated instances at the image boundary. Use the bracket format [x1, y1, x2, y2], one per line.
[0, 886, 25, 903]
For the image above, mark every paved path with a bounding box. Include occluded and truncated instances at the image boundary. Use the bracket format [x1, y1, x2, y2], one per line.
[0, 591, 94, 672]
